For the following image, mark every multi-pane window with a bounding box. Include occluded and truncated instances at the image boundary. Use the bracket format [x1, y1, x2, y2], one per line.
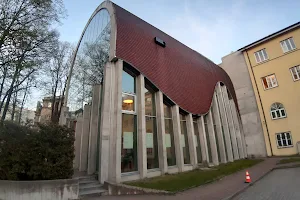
[180, 114, 190, 164]
[270, 103, 286, 120]
[203, 115, 212, 163]
[144, 87, 159, 169]
[280, 37, 296, 53]
[276, 132, 292, 148]
[290, 65, 300, 81]
[262, 74, 278, 89]
[193, 119, 202, 163]
[121, 70, 137, 173]
[122, 71, 136, 113]
[254, 49, 268, 63]
[164, 103, 176, 166]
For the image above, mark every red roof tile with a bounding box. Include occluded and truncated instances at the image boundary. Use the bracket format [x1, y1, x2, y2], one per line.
[113, 3, 237, 115]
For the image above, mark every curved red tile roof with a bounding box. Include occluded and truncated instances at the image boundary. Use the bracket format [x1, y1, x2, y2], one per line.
[112, 3, 237, 115]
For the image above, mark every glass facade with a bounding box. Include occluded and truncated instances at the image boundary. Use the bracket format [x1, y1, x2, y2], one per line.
[180, 114, 190, 164]
[193, 119, 202, 163]
[204, 115, 212, 163]
[211, 106, 221, 162]
[68, 9, 111, 112]
[145, 87, 159, 169]
[121, 70, 137, 173]
[164, 104, 176, 166]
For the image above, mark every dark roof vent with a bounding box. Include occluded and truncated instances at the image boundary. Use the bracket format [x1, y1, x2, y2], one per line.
[154, 37, 166, 48]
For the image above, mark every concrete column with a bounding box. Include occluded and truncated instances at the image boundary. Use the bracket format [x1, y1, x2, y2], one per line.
[230, 100, 245, 159]
[186, 114, 197, 167]
[238, 117, 248, 158]
[87, 84, 102, 175]
[79, 105, 91, 172]
[222, 86, 239, 160]
[212, 92, 227, 163]
[136, 74, 147, 178]
[59, 106, 68, 126]
[108, 60, 122, 183]
[197, 116, 209, 165]
[207, 110, 219, 166]
[99, 62, 113, 183]
[171, 105, 184, 172]
[155, 91, 167, 174]
[217, 84, 234, 162]
[74, 116, 83, 169]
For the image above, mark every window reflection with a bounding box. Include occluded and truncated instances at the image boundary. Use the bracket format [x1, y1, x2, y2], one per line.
[164, 104, 176, 166]
[122, 94, 135, 112]
[122, 71, 135, 94]
[193, 119, 202, 163]
[204, 115, 212, 163]
[121, 69, 137, 173]
[145, 88, 159, 169]
[180, 114, 190, 164]
[121, 114, 137, 172]
[68, 9, 111, 112]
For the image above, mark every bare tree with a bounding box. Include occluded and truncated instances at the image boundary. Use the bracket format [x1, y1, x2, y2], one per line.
[40, 41, 73, 123]
[0, 0, 65, 123]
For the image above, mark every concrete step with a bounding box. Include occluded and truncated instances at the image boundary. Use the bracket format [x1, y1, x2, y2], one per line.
[80, 182, 102, 189]
[79, 188, 107, 197]
[79, 179, 97, 184]
[78, 175, 97, 181]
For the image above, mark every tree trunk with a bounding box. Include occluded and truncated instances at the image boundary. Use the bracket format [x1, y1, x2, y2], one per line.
[18, 81, 29, 124]
[1, 67, 19, 123]
[0, 68, 8, 113]
[11, 91, 18, 121]
[51, 79, 59, 123]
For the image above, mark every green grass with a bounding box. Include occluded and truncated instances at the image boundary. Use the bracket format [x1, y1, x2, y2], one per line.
[278, 157, 300, 165]
[126, 159, 263, 192]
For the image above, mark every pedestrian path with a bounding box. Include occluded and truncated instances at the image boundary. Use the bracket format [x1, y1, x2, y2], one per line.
[84, 158, 281, 200]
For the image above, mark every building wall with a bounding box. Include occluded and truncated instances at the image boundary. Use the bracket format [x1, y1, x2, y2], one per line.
[220, 51, 267, 157]
[243, 27, 300, 156]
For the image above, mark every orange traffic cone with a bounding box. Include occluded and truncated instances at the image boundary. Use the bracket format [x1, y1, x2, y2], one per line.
[245, 171, 251, 183]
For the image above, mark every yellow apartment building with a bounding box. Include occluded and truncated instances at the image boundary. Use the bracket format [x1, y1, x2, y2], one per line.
[221, 22, 300, 156]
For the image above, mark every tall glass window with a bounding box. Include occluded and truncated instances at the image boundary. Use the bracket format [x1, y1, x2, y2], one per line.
[180, 114, 190, 164]
[68, 9, 111, 112]
[145, 87, 159, 169]
[204, 115, 212, 163]
[193, 119, 202, 163]
[211, 106, 221, 162]
[164, 104, 176, 166]
[216, 94, 228, 161]
[121, 70, 137, 173]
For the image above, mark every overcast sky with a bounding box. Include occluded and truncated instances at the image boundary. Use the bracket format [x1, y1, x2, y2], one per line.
[27, 0, 300, 110]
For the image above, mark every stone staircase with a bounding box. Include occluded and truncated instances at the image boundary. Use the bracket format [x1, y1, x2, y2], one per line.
[79, 175, 107, 198]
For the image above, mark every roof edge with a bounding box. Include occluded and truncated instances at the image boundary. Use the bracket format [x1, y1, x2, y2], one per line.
[238, 21, 300, 52]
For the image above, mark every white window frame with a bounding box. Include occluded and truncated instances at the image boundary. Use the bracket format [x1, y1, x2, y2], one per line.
[261, 74, 278, 90]
[122, 92, 137, 115]
[254, 49, 268, 63]
[270, 103, 286, 120]
[280, 37, 296, 53]
[290, 65, 300, 81]
[276, 132, 293, 148]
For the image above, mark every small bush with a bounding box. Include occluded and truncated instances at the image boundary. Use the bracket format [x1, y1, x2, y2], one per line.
[0, 122, 75, 180]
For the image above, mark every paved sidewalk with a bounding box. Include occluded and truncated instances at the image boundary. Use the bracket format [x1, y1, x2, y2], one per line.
[85, 158, 281, 200]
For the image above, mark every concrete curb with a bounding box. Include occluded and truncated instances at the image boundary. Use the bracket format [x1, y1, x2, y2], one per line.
[223, 164, 300, 200]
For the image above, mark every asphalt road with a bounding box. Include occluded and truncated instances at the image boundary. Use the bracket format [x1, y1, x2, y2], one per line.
[233, 168, 300, 200]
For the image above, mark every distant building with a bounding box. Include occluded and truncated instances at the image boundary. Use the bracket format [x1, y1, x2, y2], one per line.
[1, 106, 35, 125]
[35, 96, 64, 124]
[221, 22, 300, 156]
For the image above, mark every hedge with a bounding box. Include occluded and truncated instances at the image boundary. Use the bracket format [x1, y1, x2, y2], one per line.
[0, 122, 75, 180]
